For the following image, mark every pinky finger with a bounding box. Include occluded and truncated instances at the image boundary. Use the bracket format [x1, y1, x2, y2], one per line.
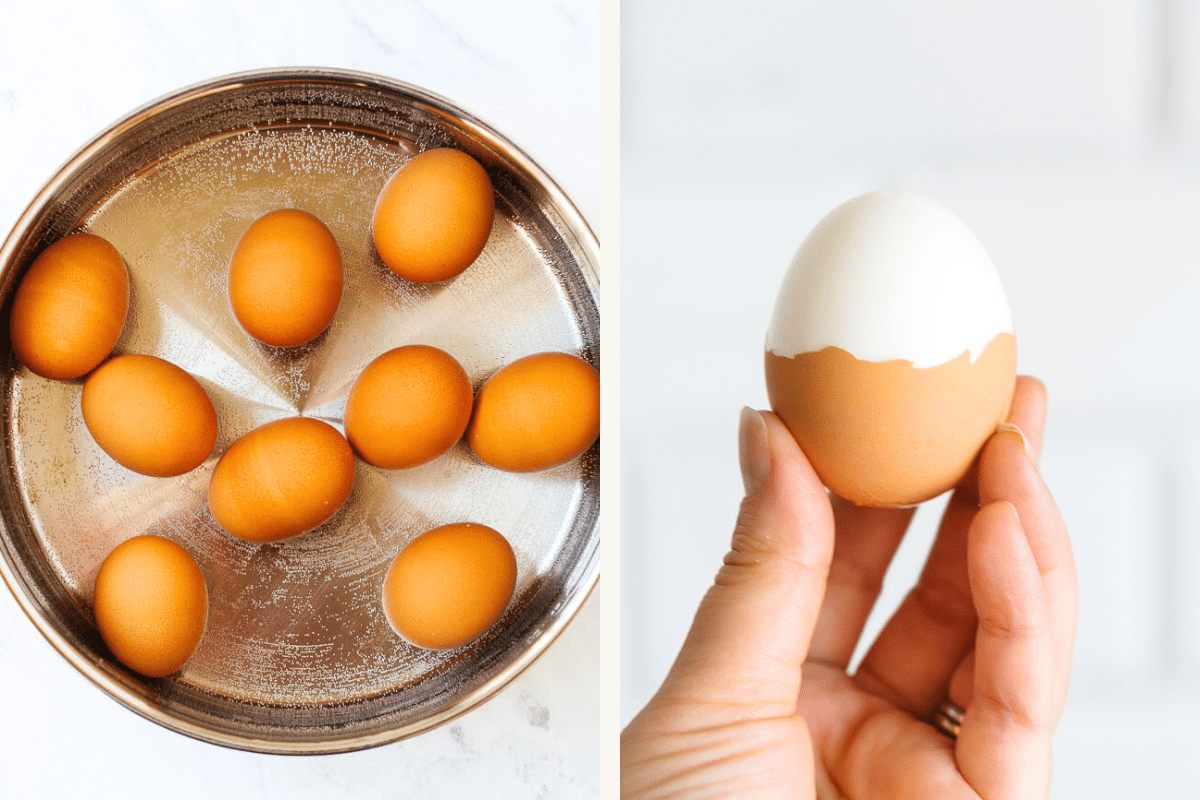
[957, 501, 1055, 800]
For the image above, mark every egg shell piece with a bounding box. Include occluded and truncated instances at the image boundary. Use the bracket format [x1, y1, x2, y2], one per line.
[467, 352, 600, 473]
[9, 233, 129, 380]
[82, 354, 218, 477]
[371, 148, 495, 284]
[228, 209, 344, 348]
[382, 522, 517, 650]
[765, 190, 1012, 368]
[344, 345, 473, 470]
[93, 535, 208, 678]
[765, 332, 1016, 507]
[208, 417, 356, 543]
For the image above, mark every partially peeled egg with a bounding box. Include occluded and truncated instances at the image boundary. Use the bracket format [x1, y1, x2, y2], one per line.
[765, 190, 1016, 508]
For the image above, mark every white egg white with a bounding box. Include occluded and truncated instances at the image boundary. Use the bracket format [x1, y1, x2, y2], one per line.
[766, 190, 1013, 369]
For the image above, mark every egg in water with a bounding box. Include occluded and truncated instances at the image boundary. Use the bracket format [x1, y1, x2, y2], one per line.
[82, 354, 218, 477]
[228, 209, 343, 348]
[467, 352, 600, 473]
[371, 148, 495, 284]
[208, 417, 356, 543]
[382, 522, 517, 650]
[765, 190, 1016, 508]
[9, 233, 129, 380]
[343, 345, 473, 469]
[93, 535, 208, 678]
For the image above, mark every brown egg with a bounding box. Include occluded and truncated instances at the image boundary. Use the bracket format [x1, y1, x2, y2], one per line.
[382, 522, 517, 650]
[208, 417, 355, 543]
[344, 345, 473, 469]
[467, 352, 600, 472]
[371, 148, 495, 284]
[93, 535, 208, 678]
[9, 233, 129, 380]
[81, 354, 218, 477]
[228, 209, 343, 348]
[765, 335, 1016, 507]
[764, 191, 1018, 507]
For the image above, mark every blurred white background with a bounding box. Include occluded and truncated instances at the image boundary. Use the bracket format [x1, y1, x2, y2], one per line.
[621, 0, 1200, 795]
[0, 2, 604, 798]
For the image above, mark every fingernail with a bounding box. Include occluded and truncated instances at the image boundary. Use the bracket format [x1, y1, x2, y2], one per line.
[996, 422, 1035, 461]
[739, 407, 770, 495]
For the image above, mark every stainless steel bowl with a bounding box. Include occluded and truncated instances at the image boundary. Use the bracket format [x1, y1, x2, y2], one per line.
[0, 68, 599, 754]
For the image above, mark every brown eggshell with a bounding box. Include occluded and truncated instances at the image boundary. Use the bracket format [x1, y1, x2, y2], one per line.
[9, 233, 129, 380]
[382, 522, 517, 650]
[208, 417, 356, 543]
[371, 148, 495, 284]
[228, 209, 343, 348]
[93, 535, 208, 678]
[82, 354, 218, 477]
[467, 352, 600, 473]
[344, 345, 473, 469]
[764, 332, 1017, 507]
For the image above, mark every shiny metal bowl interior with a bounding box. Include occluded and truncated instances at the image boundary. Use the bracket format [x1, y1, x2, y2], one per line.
[0, 68, 599, 754]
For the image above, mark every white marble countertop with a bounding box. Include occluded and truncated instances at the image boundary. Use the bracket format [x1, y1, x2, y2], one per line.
[0, 2, 604, 797]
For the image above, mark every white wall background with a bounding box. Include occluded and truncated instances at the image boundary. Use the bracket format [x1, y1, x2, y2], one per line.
[0, 2, 604, 798]
[621, 1, 1200, 795]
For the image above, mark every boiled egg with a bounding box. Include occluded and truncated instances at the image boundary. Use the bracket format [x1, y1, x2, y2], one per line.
[343, 345, 473, 469]
[765, 190, 1016, 507]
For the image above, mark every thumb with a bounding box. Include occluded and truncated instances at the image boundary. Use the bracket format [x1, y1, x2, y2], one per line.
[657, 407, 835, 720]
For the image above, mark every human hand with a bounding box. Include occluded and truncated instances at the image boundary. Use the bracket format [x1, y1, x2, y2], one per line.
[621, 377, 1077, 799]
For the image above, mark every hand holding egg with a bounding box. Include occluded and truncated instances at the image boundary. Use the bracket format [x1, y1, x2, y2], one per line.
[622, 378, 1076, 800]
